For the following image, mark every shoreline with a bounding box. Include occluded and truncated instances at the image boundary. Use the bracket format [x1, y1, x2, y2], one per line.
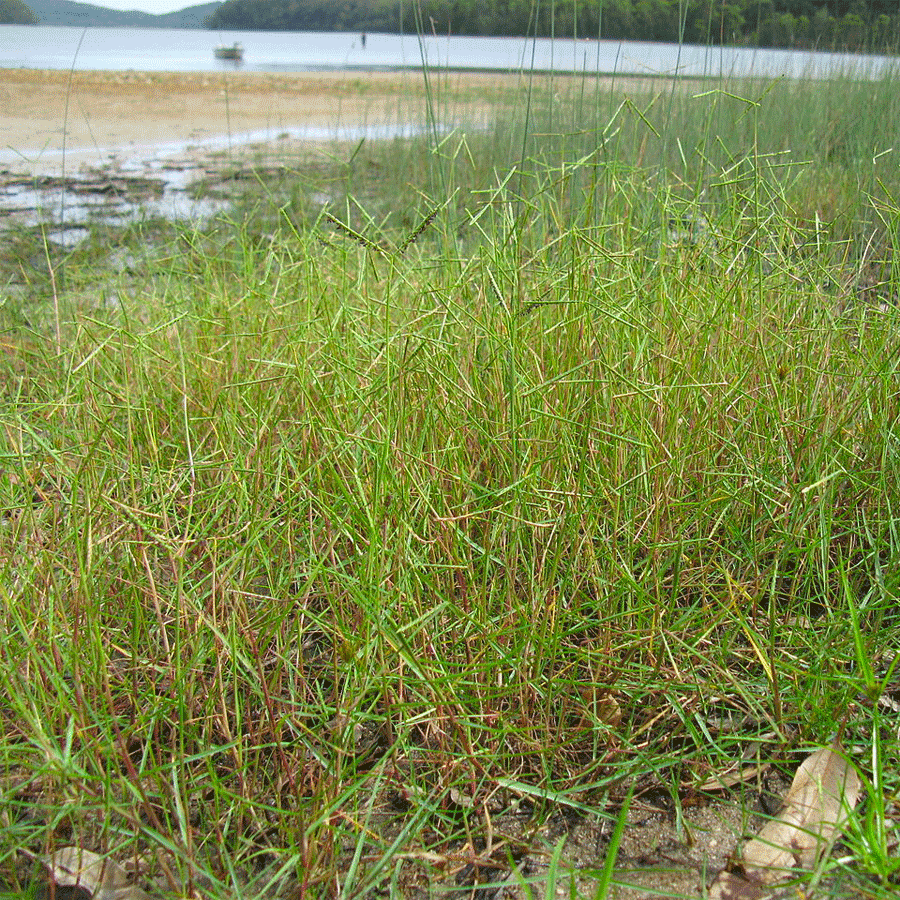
[0, 67, 689, 175]
[0, 66, 685, 238]
[0, 67, 528, 236]
[0, 68, 526, 174]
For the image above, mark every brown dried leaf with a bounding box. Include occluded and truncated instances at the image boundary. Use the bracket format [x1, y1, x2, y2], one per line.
[708, 741, 861, 897]
[41, 848, 151, 900]
[707, 869, 767, 900]
[741, 741, 860, 882]
[449, 786, 477, 808]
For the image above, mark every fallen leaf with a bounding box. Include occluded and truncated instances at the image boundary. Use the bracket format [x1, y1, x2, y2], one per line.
[741, 741, 860, 881]
[449, 786, 477, 808]
[41, 847, 151, 900]
[708, 741, 861, 896]
[707, 869, 767, 900]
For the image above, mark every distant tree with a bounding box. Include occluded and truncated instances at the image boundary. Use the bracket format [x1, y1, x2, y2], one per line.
[204, 0, 900, 52]
[873, 13, 896, 49]
[773, 11, 798, 44]
[810, 5, 834, 44]
[684, 0, 746, 44]
[837, 11, 867, 47]
[0, 0, 37, 24]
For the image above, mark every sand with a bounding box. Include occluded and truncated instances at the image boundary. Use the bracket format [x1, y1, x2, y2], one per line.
[0, 66, 671, 236]
[0, 66, 547, 234]
[0, 67, 539, 174]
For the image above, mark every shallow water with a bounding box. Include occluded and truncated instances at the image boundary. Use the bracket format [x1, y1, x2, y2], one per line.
[0, 120, 446, 242]
[1, 25, 897, 80]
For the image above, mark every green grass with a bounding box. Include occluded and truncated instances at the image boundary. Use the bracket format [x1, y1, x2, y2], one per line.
[0, 66, 898, 898]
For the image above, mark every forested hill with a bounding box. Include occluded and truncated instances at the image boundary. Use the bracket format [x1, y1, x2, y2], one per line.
[4, 0, 220, 27]
[0, 0, 37, 23]
[205, 0, 898, 52]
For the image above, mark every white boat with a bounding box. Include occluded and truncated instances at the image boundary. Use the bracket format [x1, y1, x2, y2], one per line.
[214, 42, 244, 61]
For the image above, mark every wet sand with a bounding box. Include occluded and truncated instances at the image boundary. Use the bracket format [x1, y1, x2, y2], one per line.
[0, 67, 536, 235]
[0, 67, 684, 173]
[0, 67, 671, 237]
[0, 67, 537, 173]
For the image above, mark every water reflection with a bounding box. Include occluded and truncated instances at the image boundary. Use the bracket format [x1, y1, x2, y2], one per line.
[0, 120, 443, 243]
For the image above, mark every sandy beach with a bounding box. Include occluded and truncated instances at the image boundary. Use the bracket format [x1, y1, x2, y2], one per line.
[0, 67, 683, 168]
[0, 67, 536, 173]
[0, 67, 536, 235]
[0, 67, 670, 235]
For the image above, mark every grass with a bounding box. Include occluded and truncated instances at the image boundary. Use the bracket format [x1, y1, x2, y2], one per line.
[0, 62, 899, 898]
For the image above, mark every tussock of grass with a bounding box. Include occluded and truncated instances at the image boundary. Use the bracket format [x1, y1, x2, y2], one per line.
[0, 67, 898, 897]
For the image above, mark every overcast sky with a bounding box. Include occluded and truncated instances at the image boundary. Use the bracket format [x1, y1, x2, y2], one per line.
[93, 1, 203, 13]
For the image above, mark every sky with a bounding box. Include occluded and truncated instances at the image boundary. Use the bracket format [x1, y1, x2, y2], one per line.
[90, 0, 206, 13]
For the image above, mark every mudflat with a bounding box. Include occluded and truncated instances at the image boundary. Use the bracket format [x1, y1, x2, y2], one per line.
[0, 66, 671, 233]
[0, 67, 537, 171]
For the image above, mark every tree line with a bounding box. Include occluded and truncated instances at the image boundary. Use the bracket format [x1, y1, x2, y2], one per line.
[0, 0, 37, 24]
[1, 0, 894, 51]
[204, 0, 899, 52]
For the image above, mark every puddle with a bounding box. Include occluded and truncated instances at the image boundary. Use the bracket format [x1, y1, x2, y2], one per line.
[1, 156, 233, 241]
[0, 121, 453, 244]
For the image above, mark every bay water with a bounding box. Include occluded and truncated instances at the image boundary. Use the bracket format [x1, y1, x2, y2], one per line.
[0, 24, 896, 80]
